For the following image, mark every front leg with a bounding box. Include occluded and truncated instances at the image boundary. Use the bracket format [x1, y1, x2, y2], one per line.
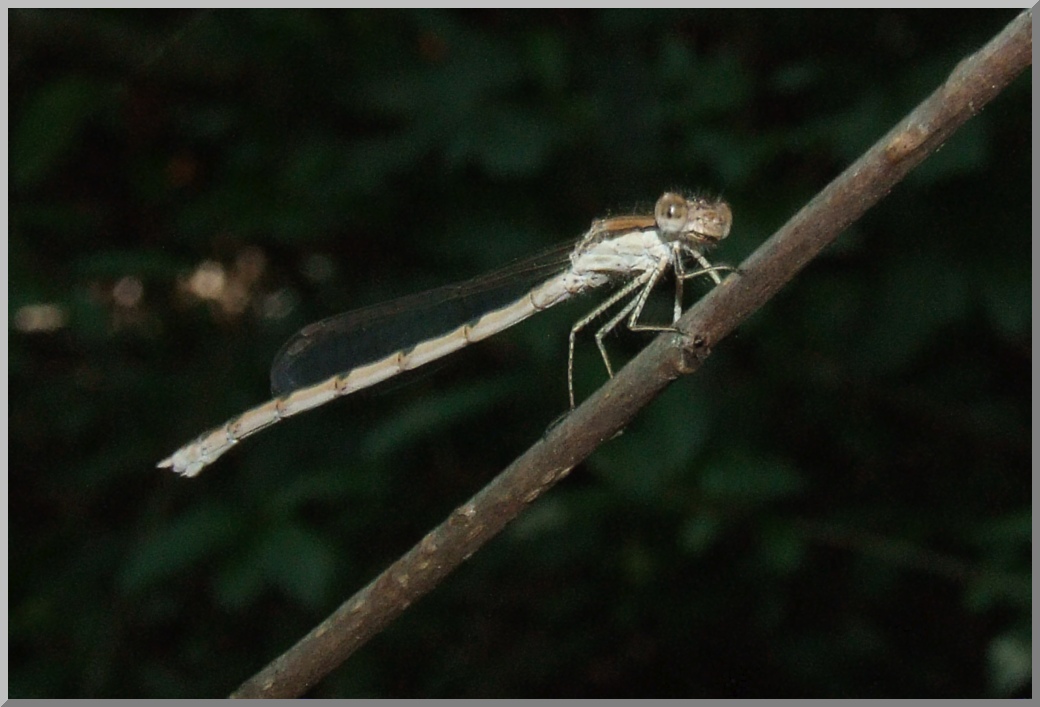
[683, 249, 735, 286]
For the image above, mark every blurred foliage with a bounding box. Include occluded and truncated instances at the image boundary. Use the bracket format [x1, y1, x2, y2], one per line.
[9, 9, 1030, 698]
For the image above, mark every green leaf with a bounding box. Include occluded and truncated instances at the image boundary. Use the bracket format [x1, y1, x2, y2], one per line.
[12, 76, 110, 189]
[256, 525, 337, 610]
[678, 514, 725, 555]
[698, 454, 806, 505]
[362, 378, 517, 460]
[856, 256, 969, 373]
[591, 384, 713, 500]
[118, 503, 243, 594]
[987, 630, 1031, 697]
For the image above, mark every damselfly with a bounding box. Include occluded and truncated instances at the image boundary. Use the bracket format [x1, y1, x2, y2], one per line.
[159, 192, 734, 477]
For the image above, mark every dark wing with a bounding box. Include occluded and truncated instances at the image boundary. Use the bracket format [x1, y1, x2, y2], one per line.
[270, 241, 576, 396]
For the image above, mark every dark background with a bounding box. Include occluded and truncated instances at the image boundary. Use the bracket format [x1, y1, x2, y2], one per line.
[9, 9, 1030, 698]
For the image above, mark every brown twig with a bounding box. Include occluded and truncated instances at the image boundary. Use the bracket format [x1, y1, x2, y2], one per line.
[231, 10, 1031, 699]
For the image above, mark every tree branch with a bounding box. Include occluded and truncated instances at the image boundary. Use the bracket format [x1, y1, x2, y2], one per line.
[231, 10, 1031, 699]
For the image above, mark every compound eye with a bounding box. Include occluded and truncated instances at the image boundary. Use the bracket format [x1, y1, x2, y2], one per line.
[654, 193, 688, 236]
